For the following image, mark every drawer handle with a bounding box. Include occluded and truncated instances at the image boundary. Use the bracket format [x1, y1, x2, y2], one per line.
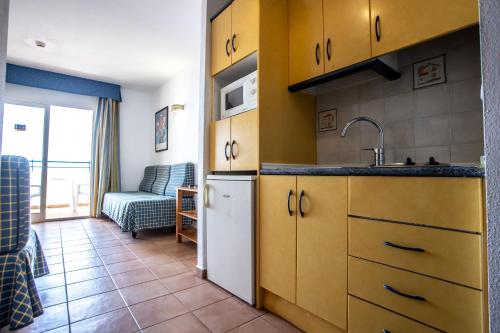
[383, 241, 425, 253]
[287, 190, 293, 216]
[299, 190, 305, 218]
[383, 284, 426, 301]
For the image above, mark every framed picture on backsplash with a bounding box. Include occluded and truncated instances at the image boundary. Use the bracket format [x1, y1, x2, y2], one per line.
[413, 54, 447, 89]
[318, 108, 337, 132]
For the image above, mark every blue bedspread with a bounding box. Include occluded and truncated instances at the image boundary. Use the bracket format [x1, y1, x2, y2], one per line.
[102, 191, 195, 232]
[0, 229, 50, 330]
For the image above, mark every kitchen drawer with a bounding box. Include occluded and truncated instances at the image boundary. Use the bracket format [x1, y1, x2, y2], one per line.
[348, 257, 485, 333]
[348, 296, 440, 333]
[348, 217, 483, 289]
[348, 176, 484, 233]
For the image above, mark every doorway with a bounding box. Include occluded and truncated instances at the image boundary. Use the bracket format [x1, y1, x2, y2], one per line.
[2, 103, 93, 221]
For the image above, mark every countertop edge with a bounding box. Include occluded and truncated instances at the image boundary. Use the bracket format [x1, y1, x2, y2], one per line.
[260, 166, 485, 178]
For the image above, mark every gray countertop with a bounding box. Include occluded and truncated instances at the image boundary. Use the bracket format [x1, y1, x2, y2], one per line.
[260, 164, 485, 177]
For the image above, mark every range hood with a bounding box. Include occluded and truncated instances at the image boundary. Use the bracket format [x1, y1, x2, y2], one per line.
[288, 54, 400, 93]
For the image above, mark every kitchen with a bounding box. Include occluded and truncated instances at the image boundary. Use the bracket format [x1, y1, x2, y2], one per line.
[203, 1, 489, 333]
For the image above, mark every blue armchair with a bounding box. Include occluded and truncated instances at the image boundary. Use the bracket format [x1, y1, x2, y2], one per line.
[0, 155, 49, 330]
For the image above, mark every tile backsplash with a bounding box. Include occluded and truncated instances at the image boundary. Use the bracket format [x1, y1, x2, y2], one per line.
[316, 27, 483, 165]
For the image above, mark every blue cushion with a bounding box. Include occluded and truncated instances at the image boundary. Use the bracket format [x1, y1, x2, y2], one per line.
[151, 165, 171, 195]
[139, 166, 157, 192]
[164, 163, 195, 197]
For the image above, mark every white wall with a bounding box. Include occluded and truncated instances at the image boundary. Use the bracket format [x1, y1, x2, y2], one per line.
[119, 87, 154, 191]
[0, 0, 10, 154]
[150, 61, 201, 168]
[479, 0, 500, 331]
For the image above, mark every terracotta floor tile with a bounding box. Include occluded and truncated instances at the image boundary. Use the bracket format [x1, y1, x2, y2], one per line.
[16, 303, 68, 333]
[46, 255, 64, 265]
[119, 280, 170, 305]
[143, 313, 210, 333]
[68, 290, 125, 323]
[129, 294, 188, 329]
[44, 325, 70, 333]
[96, 245, 130, 256]
[160, 272, 206, 293]
[44, 248, 63, 257]
[174, 283, 231, 311]
[36, 273, 66, 291]
[70, 308, 138, 333]
[150, 262, 190, 279]
[42, 242, 62, 250]
[228, 317, 282, 333]
[64, 256, 102, 272]
[130, 247, 163, 258]
[106, 259, 145, 275]
[62, 243, 94, 254]
[140, 253, 175, 266]
[67, 276, 116, 301]
[262, 313, 304, 333]
[92, 239, 123, 249]
[65, 266, 108, 284]
[111, 267, 156, 288]
[100, 251, 137, 265]
[193, 298, 260, 333]
[39, 286, 67, 307]
[63, 249, 98, 262]
[47, 263, 64, 275]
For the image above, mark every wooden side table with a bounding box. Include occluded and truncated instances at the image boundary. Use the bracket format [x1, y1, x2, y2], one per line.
[176, 187, 198, 244]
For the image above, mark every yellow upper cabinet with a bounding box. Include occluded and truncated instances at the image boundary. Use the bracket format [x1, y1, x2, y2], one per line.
[323, 0, 371, 73]
[370, 0, 479, 56]
[211, 8, 232, 76]
[231, 0, 259, 64]
[288, 0, 324, 85]
[211, 0, 259, 75]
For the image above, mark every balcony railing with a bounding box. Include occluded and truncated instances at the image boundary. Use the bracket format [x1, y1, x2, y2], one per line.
[29, 160, 91, 219]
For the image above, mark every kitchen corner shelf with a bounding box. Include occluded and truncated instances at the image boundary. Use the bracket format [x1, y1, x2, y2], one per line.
[176, 187, 198, 244]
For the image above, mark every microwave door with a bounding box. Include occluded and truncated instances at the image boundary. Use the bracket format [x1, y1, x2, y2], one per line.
[225, 86, 246, 118]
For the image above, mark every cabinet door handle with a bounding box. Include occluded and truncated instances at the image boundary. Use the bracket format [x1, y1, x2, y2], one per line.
[315, 43, 320, 65]
[326, 38, 332, 61]
[231, 34, 237, 52]
[230, 140, 237, 160]
[224, 141, 230, 161]
[384, 241, 425, 253]
[287, 190, 293, 216]
[298, 190, 305, 218]
[375, 16, 381, 42]
[383, 284, 426, 301]
[226, 38, 231, 56]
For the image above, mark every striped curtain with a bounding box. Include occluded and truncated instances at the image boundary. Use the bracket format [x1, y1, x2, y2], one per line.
[90, 97, 121, 217]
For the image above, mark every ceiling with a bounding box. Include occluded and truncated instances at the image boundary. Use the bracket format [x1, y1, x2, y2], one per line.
[7, 0, 202, 89]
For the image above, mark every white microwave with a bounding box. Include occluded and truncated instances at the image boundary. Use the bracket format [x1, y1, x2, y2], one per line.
[220, 71, 258, 119]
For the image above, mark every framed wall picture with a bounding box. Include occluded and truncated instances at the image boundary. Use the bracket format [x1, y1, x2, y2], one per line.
[413, 54, 446, 89]
[155, 107, 168, 152]
[318, 108, 337, 132]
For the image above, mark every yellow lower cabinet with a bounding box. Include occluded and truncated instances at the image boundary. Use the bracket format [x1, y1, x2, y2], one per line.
[348, 296, 440, 333]
[348, 257, 485, 333]
[297, 176, 348, 329]
[259, 175, 297, 304]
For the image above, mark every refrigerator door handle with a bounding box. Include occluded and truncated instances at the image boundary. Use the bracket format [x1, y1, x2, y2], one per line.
[203, 185, 209, 207]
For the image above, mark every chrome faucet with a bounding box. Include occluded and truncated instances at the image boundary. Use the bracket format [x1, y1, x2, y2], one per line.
[341, 117, 385, 166]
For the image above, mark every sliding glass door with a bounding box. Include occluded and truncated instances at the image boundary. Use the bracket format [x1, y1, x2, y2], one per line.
[2, 104, 48, 222]
[2, 103, 93, 221]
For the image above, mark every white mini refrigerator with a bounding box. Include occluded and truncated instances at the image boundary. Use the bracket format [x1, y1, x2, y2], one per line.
[206, 175, 256, 305]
